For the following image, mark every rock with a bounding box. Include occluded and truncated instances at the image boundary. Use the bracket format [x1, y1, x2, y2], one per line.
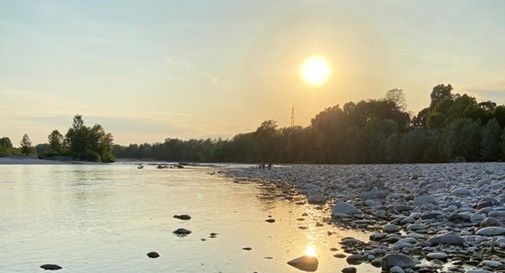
[383, 224, 400, 233]
[265, 218, 276, 223]
[361, 189, 387, 200]
[451, 188, 472, 196]
[421, 212, 442, 219]
[371, 258, 382, 267]
[390, 266, 405, 273]
[414, 195, 438, 206]
[370, 232, 387, 241]
[173, 228, 192, 237]
[287, 255, 318, 272]
[340, 237, 364, 247]
[381, 253, 416, 269]
[147, 251, 160, 258]
[427, 233, 464, 245]
[40, 264, 63, 270]
[342, 266, 357, 273]
[476, 227, 505, 236]
[481, 260, 502, 268]
[307, 194, 327, 204]
[480, 217, 502, 227]
[488, 211, 505, 218]
[346, 254, 364, 265]
[449, 212, 472, 222]
[242, 247, 252, 251]
[475, 200, 495, 209]
[334, 253, 346, 258]
[332, 202, 361, 217]
[173, 214, 191, 220]
[426, 252, 448, 261]
[466, 270, 492, 273]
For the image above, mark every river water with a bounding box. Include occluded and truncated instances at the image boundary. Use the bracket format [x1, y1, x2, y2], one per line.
[0, 164, 377, 273]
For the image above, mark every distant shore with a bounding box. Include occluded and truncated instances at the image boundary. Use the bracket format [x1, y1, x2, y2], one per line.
[0, 156, 104, 165]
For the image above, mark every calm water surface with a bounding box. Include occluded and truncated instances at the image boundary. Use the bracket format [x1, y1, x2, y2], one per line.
[0, 164, 377, 273]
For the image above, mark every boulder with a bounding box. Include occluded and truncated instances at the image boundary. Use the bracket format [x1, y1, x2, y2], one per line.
[414, 195, 438, 206]
[342, 267, 357, 273]
[332, 202, 361, 217]
[426, 252, 448, 261]
[381, 253, 416, 269]
[361, 189, 387, 200]
[287, 255, 318, 272]
[451, 188, 472, 196]
[476, 227, 505, 236]
[427, 233, 464, 245]
[488, 211, 505, 218]
[383, 224, 400, 233]
[307, 194, 327, 204]
[346, 254, 364, 265]
[390, 266, 405, 273]
[480, 217, 502, 227]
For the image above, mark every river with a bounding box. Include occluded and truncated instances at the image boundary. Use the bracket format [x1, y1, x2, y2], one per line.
[0, 164, 377, 273]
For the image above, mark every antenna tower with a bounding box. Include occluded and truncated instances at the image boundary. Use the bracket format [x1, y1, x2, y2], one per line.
[291, 105, 295, 127]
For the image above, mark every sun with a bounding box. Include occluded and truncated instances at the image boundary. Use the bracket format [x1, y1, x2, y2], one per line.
[300, 55, 331, 87]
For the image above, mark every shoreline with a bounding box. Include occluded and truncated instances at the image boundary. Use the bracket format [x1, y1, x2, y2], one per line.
[0, 157, 105, 165]
[222, 163, 505, 273]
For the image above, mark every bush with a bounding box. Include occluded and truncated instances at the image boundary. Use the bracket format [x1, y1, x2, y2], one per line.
[83, 150, 101, 162]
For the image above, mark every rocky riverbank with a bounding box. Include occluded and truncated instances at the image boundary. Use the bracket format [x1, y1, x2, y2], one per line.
[222, 163, 505, 273]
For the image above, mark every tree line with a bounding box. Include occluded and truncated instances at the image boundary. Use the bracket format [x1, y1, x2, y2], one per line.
[113, 84, 505, 164]
[0, 115, 114, 162]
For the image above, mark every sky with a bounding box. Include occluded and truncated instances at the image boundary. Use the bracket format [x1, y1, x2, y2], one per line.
[1, 0, 505, 145]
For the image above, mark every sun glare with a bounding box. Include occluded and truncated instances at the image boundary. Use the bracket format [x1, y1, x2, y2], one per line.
[300, 56, 331, 87]
[304, 245, 317, 257]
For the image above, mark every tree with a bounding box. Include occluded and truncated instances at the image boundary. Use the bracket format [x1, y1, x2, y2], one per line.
[480, 118, 501, 161]
[64, 114, 115, 162]
[48, 130, 64, 154]
[430, 84, 453, 108]
[0, 137, 14, 156]
[20, 134, 33, 155]
[385, 88, 407, 110]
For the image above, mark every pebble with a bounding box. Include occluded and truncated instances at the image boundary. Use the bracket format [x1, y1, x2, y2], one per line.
[287, 255, 318, 272]
[342, 266, 357, 273]
[147, 251, 160, 258]
[40, 264, 62, 271]
[173, 228, 192, 237]
[173, 214, 191, 220]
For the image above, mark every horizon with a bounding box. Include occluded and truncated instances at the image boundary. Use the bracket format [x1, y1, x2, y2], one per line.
[2, 0, 505, 145]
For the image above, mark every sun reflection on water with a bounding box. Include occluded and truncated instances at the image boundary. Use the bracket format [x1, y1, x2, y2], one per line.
[304, 244, 317, 257]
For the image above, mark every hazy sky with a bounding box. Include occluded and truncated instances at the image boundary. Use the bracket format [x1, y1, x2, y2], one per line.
[1, 0, 505, 145]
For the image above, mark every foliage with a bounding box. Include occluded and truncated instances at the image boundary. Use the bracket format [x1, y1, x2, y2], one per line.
[113, 86, 505, 163]
[63, 115, 115, 162]
[20, 134, 33, 155]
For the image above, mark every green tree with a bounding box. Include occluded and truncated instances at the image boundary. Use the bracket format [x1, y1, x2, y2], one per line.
[480, 118, 501, 161]
[20, 134, 33, 155]
[0, 137, 14, 156]
[48, 130, 64, 154]
[64, 114, 115, 162]
[430, 84, 453, 108]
